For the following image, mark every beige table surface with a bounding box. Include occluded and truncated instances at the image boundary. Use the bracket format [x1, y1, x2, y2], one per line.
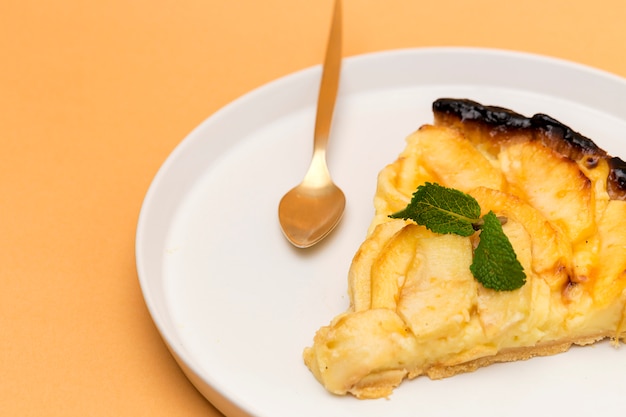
[3, 0, 626, 415]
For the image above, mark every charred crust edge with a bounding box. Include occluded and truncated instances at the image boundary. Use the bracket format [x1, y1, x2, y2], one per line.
[433, 98, 626, 200]
[609, 157, 626, 199]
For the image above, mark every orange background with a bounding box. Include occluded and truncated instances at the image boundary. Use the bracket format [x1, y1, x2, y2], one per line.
[2, 0, 626, 415]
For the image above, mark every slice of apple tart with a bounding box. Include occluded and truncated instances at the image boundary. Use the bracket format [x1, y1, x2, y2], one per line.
[303, 98, 626, 399]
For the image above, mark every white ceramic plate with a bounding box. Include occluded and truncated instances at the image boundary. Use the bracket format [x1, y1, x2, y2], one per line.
[136, 48, 626, 417]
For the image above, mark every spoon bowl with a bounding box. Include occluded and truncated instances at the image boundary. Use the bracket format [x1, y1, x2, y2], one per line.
[278, 180, 345, 248]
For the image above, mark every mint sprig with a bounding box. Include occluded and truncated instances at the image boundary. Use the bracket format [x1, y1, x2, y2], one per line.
[390, 182, 526, 291]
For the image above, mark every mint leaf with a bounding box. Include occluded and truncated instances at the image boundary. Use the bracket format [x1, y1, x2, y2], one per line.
[389, 183, 526, 291]
[389, 182, 481, 236]
[470, 211, 526, 291]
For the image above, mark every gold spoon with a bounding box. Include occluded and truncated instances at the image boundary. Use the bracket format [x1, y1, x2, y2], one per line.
[278, 0, 345, 248]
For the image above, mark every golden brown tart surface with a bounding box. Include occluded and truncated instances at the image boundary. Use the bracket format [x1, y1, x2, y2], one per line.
[303, 99, 626, 399]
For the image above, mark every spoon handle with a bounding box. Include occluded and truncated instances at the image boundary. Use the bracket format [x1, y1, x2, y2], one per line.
[313, 0, 342, 156]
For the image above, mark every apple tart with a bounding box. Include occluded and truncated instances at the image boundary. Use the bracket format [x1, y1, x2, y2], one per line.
[303, 98, 626, 399]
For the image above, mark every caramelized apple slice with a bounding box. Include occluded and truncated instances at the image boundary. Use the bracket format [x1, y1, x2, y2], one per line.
[397, 231, 476, 340]
[499, 140, 594, 244]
